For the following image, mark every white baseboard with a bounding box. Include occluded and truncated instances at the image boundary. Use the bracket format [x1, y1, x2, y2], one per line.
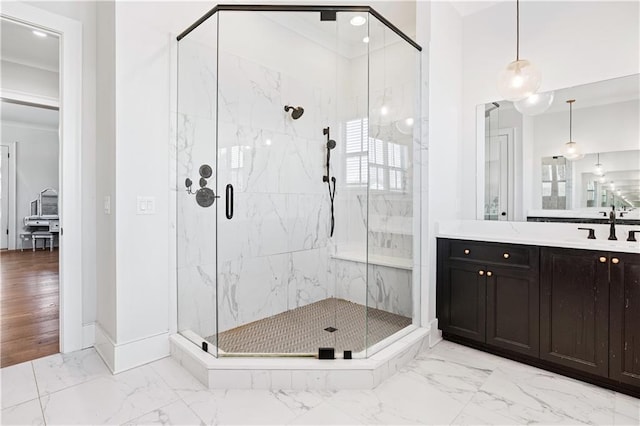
[82, 323, 96, 348]
[113, 332, 170, 373]
[94, 323, 116, 373]
[94, 324, 169, 374]
[427, 318, 442, 347]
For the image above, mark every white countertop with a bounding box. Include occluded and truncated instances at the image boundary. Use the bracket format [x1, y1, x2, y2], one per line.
[437, 220, 640, 254]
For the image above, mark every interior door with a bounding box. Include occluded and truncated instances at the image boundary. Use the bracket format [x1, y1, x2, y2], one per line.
[485, 129, 514, 221]
[1, 145, 9, 249]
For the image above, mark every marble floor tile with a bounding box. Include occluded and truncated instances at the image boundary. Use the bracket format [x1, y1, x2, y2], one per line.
[403, 354, 492, 403]
[418, 340, 517, 372]
[182, 388, 326, 425]
[148, 357, 206, 396]
[614, 392, 640, 425]
[0, 398, 44, 425]
[287, 401, 362, 425]
[1, 361, 38, 409]
[122, 400, 205, 426]
[40, 365, 178, 425]
[473, 365, 617, 425]
[325, 370, 467, 424]
[31, 348, 111, 395]
[450, 401, 523, 425]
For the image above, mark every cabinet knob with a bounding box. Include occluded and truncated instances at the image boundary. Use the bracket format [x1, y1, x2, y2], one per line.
[503, 253, 510, 259]
[486, 271, 493, 277]
[478, 270, 485, 276]
[612, 258, 620, 264]
[464, 249, 470, 255]
[599, 256, 607, 263]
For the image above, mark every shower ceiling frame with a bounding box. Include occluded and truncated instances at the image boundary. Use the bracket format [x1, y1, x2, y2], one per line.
[176, 4, 422, 52]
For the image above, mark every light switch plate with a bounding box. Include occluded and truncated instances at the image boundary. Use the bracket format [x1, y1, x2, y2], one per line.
[103, 196, 111, 214]
[136, 196, 156, 215]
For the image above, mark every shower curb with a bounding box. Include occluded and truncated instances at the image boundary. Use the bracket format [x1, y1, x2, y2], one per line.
[169, 327, 430, 390]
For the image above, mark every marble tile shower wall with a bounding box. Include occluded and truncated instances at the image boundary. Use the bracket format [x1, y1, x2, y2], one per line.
[176, 20, 419, 343]
[215, 50, 337, 333]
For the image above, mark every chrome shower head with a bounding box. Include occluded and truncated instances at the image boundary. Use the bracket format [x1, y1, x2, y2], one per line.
[284, 105, 304, 119]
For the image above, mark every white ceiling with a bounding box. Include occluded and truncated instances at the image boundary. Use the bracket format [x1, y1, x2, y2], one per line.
[450, 1, 504, 17]
[1, 101, 59, 130]
[1, 17, 59, 72]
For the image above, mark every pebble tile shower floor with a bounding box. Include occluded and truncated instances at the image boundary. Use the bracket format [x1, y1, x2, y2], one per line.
[211, 298, 412, 354]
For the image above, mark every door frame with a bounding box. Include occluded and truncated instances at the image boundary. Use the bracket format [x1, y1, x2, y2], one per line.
[0, 143, 16, 250]
[1, 3, 84, 353]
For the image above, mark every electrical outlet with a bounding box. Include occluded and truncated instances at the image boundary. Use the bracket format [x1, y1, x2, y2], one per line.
[103, 196, 111, 214]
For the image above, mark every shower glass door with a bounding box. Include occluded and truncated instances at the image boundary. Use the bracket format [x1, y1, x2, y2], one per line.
[214, 10, 360, 355]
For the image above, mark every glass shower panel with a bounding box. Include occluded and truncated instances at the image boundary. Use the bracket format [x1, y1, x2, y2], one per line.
[176, 15, 219, 356]
[215, 10, 341, 355]
[366, 15, 419, 356]
[327, 11, 369, 358]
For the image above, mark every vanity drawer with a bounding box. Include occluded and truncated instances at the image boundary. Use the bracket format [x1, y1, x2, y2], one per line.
[448, 240, 534, 267]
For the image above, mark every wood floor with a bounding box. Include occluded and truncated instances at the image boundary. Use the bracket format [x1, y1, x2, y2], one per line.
[1, 249, 59, 368]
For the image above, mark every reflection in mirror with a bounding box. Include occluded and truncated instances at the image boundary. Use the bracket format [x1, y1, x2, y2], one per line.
[480, 74, 640, 223]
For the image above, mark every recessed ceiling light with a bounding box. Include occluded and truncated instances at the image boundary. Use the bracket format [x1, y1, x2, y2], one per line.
[362, 36, 370, 43]
[350, 16, 366, 26]
[32, 30, 47, 38]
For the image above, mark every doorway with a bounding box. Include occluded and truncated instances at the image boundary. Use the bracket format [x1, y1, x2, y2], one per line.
[1, 2, 85, 356]
[0, 18, 62, 367]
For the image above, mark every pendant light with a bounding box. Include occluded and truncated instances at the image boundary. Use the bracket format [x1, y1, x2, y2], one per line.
[497, 0, 541, 101]
[564, 99, 584, 161]
[594, 153, 604, 176]
[514, 91, 554, 115]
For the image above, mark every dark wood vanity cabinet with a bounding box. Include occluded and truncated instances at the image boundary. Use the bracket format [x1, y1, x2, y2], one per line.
[437, 238, 640, 397]
[437, 239, 540, 357]
[540, 248, 609, 377]
[609, 253, 640, 387]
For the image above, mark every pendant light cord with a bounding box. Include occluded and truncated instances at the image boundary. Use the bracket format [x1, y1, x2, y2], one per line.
[569, 101, 573, 141]
[516, 0, 520, 61]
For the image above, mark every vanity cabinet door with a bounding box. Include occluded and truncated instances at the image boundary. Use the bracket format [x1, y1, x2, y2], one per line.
[486, 264, 539, 357]
[609, 252, 640, 387]
[540, 247, 609, 378]
[437, 257, 487, 343]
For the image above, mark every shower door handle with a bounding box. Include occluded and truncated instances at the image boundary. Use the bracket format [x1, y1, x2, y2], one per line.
[225, 184, 234, 219]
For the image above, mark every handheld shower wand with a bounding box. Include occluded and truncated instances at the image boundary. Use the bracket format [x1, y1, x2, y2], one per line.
[323, 127, 337, 237]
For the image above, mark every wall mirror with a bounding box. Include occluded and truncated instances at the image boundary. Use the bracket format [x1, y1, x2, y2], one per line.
[478, 73, 639, 223]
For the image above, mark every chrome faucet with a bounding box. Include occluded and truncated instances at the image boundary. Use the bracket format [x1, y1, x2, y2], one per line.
[608, 205, 617, 241]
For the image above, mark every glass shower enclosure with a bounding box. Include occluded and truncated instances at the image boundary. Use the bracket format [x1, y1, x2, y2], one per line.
[176, 5, 421, 358]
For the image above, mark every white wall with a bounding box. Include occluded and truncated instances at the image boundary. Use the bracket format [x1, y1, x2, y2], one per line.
[461, 1, 640, 219]
[95, 0, 117, 347]
[1, 122, 58, 246]
[424, 0, 462, 330]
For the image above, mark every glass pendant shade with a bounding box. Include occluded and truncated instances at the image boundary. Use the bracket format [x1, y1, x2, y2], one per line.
[564, 141, 584, 161]
[563, 99, 584, 161]
[594, 164, 604, 176]
[514, 91, 554, 115]
[497, 59, 541, 101]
